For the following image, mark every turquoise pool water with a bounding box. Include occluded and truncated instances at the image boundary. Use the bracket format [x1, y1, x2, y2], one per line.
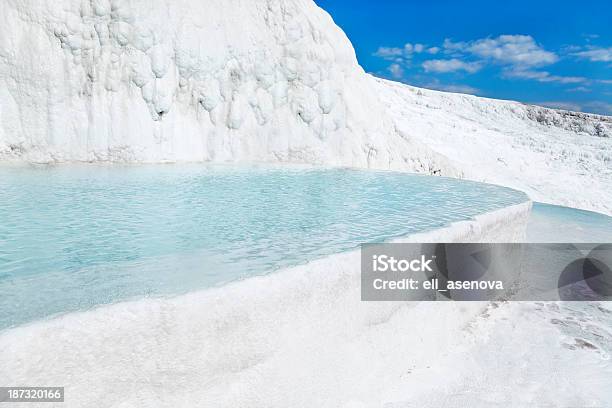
[527, 203, 612, 242]
[0, 165, 530, 329]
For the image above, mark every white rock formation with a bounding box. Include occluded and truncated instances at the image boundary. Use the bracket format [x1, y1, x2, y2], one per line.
[0, 203, 537, 408]
[375, 79, 612, 215]
[0, 0, 453, 174]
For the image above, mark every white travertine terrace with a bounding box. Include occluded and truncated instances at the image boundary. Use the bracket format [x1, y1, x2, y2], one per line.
[0, 202, 534, 407]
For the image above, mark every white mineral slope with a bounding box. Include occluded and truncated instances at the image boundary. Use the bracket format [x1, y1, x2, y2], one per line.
[0, 0, 453, 174]
[375, 78, 612, 215]
[0, 203, 537, 408]
[3, 202, 612, 407]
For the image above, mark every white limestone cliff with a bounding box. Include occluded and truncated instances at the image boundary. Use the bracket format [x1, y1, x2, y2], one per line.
[0, 0, 454, 175]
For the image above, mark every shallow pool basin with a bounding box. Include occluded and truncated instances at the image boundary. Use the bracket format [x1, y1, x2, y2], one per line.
[0, 165, 530, 329]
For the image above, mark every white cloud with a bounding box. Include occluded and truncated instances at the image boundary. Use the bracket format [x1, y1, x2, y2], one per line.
[403, 43, 426, 54]
[388, 63, 404, 79]
[567, 86, 591, 93]
[422, 58, 482, 74]
[374, 43, 430, 61]
[443, 38, 466, 52]
[504, 68, 586, 84]
[574, 47, 612, 62]
[446, 35, 558, 67]
[373, 47, 403, 59]
[416, 78, 481, 95]
[374, 35, 607, 89]
[562, 45, 583, 53]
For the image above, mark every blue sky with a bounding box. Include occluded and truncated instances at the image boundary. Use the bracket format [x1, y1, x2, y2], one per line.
[315, 0, 612, 115]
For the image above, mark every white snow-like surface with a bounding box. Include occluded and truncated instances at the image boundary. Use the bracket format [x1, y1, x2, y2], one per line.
[0, 203, 546, 408]
[1, 2, 610, 406]
[375, 78, 612, 215]
[3, 203, 611, 407]
[0, 0, 453, 174]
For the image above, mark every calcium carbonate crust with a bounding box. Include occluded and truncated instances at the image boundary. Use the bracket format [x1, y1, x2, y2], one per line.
[0, 201, 532, 407]
[375, 78, 612, 215]
[0, 0, 455, 176]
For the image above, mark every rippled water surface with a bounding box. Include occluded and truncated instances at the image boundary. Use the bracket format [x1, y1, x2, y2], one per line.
[0, 165, 528, 329]
[527, 202, 612, 242]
